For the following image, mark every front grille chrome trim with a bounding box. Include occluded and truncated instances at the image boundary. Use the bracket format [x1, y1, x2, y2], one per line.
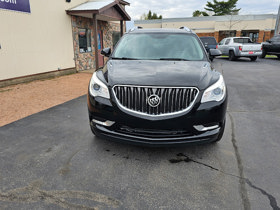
[112, 85, 199, 117]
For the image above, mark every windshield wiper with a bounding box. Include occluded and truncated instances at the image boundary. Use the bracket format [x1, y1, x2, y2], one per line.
[111, 57, 139, 60]
[159, 58, 189, 61]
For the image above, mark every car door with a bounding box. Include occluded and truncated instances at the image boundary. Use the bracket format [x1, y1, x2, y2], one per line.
[223, 39, 231, 55]
[271, 36, 280, 53]
[218, 38, 226, 54]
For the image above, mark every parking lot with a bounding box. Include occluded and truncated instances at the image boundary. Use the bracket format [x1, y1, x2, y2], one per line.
[0, 57, 280, 209]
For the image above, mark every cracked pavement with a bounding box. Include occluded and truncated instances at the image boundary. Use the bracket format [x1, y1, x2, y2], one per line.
[0, 57, 280, 209]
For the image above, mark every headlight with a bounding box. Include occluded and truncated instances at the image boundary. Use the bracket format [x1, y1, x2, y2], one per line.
[89, 72, 110, 99]
[201, 75, 226, 103]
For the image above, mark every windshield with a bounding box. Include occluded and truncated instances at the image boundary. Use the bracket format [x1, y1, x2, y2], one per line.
[112, 33, 205, 61]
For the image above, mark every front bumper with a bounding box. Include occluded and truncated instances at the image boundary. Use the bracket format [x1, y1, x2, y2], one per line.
[87, 92, 227, 146]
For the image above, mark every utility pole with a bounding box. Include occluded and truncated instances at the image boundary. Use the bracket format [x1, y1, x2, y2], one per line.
[275, 3, 280, 36]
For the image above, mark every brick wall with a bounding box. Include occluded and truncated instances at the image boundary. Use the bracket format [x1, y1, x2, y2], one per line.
[236, 31, 241, 37]
[71, 16, 120, 71]
[196, 32, 215, 37]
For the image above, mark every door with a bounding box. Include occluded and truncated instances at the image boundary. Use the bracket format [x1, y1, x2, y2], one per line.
[97, 30, 104, 67]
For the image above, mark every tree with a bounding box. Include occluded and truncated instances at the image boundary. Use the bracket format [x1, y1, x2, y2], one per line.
[193, 10, 209, 17]
[142, 10, 163, 20]
[205, 0, 241, 16]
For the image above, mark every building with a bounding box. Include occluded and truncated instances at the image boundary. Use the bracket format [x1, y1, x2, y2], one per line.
[0, 0, 130, 87]
[135, 14, 277, 43]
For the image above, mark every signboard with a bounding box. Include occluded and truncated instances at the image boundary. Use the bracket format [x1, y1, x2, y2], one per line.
[0, 0, 31, 13]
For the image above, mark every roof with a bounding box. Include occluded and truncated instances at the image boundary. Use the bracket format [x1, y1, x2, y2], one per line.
[128, 28, 195, 34]
[66, 0, 130, 21]
[69, 1, 114, 11]
[135, 14, 277, 24]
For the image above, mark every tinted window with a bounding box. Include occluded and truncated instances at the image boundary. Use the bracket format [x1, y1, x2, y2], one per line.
[233, 38, 252, 43]
[219, 39, 225, 45]
[200, 37, 217, 45]
[113, 33, 205, 61]
[270, 36, 280, 42]
[225, 39, 230, 45]
[112, 31, 121, 48]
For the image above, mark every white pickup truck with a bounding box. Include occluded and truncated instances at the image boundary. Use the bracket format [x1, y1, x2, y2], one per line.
[217, 37, 262, 61]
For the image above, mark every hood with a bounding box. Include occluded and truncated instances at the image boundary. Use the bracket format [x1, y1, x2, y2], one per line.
[106, 60, 218, 90]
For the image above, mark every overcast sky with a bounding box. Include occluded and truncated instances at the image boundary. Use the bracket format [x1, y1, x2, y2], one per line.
[126, 0, 280, 20]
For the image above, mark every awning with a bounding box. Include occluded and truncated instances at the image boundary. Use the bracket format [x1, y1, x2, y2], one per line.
[66, 0, 131, 21]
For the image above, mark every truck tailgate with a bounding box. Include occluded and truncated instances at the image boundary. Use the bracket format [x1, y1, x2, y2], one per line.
[242, 44, 261, 51]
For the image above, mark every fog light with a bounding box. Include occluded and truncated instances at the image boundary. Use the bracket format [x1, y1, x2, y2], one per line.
[92, 119, 115, 127]
[194, 125, 219, 131]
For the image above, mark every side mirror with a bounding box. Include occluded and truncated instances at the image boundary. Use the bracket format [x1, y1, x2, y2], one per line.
[101, 47, 111, 57]
[209, 49, 222, 57]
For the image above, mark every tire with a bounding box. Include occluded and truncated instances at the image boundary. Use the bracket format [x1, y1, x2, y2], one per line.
[213, 119, 226, 143]
[250, 56, 257, 61]
[260, 49, 266, 58]
[229, 51, 236, 61]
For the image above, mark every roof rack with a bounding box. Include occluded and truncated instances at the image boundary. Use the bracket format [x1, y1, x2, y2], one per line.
[129, 26, 143, 32]
[179, 26, 194, 33]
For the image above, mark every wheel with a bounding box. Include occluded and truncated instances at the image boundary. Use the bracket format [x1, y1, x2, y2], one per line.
[229, 51, 236, 61]
[250, 56, 257, 61]
[213, 119, 226, 143]
[260, 49, 266, 58]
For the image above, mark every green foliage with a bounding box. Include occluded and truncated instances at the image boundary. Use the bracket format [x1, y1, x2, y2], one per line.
[193, 10, 209, 17]
[205, 0, 241, 16]
[142, 10, 163, 20]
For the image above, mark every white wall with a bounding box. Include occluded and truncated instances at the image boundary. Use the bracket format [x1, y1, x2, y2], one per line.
[0, 0, 87, 80]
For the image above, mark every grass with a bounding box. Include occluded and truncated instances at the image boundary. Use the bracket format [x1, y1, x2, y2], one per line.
[265, 55, 278, 58]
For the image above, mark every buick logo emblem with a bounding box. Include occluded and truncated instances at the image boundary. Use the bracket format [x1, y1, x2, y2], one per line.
[147, 94, 161, 107]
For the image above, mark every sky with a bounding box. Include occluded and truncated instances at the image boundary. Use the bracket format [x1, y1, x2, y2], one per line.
[125, 0, 280, 20]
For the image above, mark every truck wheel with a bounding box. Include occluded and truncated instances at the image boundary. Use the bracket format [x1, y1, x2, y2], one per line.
[229, 51, 236, 61]
[260, 50, 266, 58]
[250, 56, 257, 61]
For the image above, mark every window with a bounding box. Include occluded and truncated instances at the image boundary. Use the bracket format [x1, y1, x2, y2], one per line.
[79, 29, 92, 53]
[233, 38, 252, 43]
[112, 31, 121, 48]
[270, 35, 280, 42]
[219, 39, 226, 45]
[225, 39, 230, 45]
[200, 37, 217, 45]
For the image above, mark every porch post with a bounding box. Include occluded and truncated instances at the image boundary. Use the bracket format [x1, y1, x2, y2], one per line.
[93, 14, 99, 70]
[120, 20, 123, 36]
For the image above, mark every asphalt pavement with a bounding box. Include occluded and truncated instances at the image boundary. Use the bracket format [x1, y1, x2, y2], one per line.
[0, 57, 279, 209]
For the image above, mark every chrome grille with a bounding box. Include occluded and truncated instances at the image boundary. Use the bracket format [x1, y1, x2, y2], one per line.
[113, 85, 199, 116]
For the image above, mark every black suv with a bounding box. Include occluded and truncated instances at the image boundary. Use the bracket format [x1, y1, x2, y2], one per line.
[87, 27, 227, 146]
[199, 36, 218, 61]
[260, 35, 280, 59]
